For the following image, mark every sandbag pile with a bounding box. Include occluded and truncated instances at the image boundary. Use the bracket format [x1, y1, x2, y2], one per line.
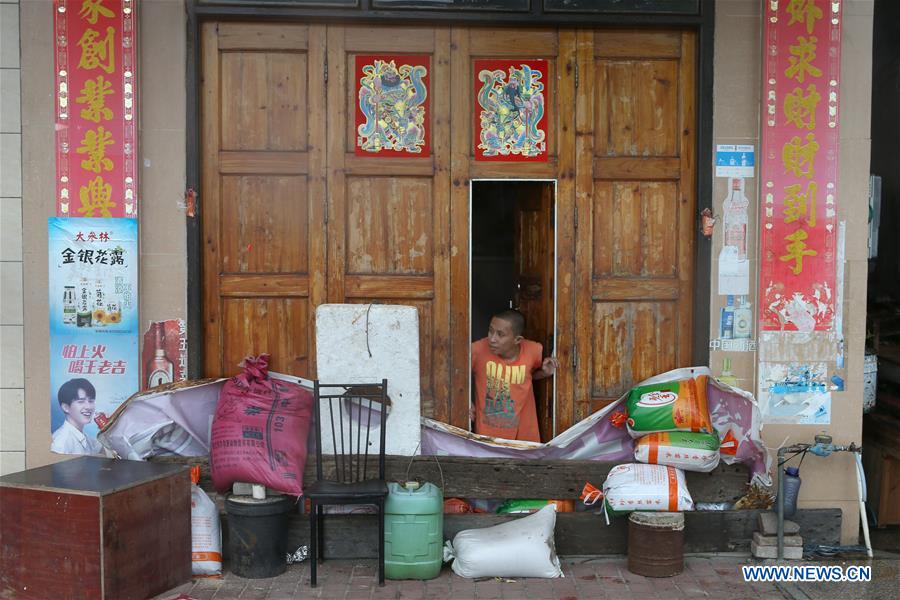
[602, 375, 722, 517]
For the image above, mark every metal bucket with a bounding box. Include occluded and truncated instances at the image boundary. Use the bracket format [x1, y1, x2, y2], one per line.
[627, 511, 685, 578]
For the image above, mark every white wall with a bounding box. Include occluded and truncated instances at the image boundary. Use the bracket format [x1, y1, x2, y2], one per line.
[0, 0, 24, 475]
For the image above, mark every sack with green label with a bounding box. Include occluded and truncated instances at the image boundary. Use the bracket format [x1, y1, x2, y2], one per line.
[633, 431, 720, 472]
[625, 375, 714, 438]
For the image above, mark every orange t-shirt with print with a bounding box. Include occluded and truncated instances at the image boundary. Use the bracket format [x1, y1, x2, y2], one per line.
[471, 338, 543, 442]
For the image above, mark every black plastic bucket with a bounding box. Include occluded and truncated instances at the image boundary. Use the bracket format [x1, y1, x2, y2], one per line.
[225, 494, 295, 578]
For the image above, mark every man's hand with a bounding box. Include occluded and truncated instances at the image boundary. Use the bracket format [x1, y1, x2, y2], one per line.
[535, 356, 559, 380]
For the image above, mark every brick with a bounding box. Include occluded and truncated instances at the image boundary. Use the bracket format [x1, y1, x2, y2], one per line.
[752, 531, 803, 547]
[757, 512, 800, 536]
[750, 540, 803, 559]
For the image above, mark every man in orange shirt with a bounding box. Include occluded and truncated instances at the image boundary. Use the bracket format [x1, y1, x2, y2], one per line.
[471, 310, 559, 442]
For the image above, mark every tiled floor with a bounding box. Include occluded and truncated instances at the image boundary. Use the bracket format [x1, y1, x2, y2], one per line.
[155, 555, 793, 599]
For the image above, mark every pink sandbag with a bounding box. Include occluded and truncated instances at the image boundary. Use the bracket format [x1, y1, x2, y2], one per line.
[210, 355, 313, 496]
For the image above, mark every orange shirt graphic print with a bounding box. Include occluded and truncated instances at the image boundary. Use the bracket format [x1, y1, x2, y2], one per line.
[471, 338, 542, 442]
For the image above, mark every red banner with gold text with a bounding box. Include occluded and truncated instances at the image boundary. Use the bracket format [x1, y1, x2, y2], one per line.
[759, 0, 841, 332]
[54, 0, 137, 218]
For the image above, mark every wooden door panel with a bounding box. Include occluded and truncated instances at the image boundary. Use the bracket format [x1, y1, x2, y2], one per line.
[220, 176, 308, 274]
[595, 59, 680, 157]
[327, 26, 450, 420]
[590, 301, 677, 400]
[202, 23, 326, 379]
[222, 298, 309, 377]
[592, 181, 679, 277]
[220, 52, 308, 152]
[575, 30, 696, 418]
[449, 28, 576, 433]
[345, 177, 434, 275]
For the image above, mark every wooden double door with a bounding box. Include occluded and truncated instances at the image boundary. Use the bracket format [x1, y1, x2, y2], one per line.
[201, 23, 697, 433]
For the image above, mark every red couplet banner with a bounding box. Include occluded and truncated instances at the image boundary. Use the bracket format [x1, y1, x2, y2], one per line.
[759, 0, 841, 331]
[54, 0, 138, 218]
[759, 0, 842, 332]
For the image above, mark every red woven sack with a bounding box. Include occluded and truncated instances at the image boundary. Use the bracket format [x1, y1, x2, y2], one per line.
[210, 354, 313, 496]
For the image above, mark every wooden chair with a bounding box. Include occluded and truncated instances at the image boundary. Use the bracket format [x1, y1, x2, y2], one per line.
[307, 380, 389, 587]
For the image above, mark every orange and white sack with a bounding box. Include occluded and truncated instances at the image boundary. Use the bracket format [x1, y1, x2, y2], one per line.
[190, 467, 222, 577]
[602, 463, 693, 515]
[634, 431, 720, 473]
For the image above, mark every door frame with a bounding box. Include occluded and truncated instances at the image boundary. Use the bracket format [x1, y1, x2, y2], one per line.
[469, 178, 558, 435]
[185, 6, 715, 385]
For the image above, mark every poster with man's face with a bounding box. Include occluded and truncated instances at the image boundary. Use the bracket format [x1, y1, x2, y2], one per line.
[48, 218, 139, 455]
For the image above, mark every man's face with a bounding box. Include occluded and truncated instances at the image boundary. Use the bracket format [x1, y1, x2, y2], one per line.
[487, 317, 521, 359]
[62, 388, 96, 430]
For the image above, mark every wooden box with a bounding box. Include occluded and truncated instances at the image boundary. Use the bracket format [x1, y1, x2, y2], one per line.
[0, 456, 191, 599]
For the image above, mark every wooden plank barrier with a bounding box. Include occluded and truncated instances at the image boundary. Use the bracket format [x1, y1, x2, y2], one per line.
[150, 455, 842, 557]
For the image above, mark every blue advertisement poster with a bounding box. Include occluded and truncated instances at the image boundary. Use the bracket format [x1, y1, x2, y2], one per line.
[48, 218, 139, 455]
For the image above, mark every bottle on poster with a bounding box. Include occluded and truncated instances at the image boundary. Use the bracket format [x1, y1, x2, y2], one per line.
[733, 296, 752, 339]
[147, 322, 175, 388]
[722, 177, 749, 260]
[76, 278, 92, 328]
[62, 286, 77, 326]
[720, 295, 735, 339]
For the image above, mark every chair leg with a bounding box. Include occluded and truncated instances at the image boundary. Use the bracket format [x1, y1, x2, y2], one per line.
[317, 504, 325, 563]
[378, 497, 385, 586]
[309, 501, 317, 588]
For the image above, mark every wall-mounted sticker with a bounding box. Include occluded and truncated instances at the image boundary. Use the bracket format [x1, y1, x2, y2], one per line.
[759, 0, 842, 332]
[474, 59, 548, 161]
[710, 294, 756, 352]
[49, 217, 139, 455]
[142, 319, 187, 390]
[759, 362, 831, 424]
[716, 145, 755, 178]
[355, 55, 430, 157]
[54, 0, 138, 217]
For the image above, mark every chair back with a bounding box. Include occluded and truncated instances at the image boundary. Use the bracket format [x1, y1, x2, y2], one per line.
[312, 379, 389, 484]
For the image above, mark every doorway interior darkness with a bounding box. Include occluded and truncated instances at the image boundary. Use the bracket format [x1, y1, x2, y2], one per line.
[470, 180, 557, 442]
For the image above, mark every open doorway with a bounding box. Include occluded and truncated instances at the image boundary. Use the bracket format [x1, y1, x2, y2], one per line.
[470, 180, 557, 442]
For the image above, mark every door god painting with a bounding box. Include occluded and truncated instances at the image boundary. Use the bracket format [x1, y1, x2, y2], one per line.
[355, 55, 430, 157]
[474, 59, 548, 162]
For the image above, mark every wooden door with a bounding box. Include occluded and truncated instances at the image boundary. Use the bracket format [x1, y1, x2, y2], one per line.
[201, 23, 327, 377]
[513, 183, 555, 441]
[449, 29, 577, 432]
[325, 26, 451, 419]
[574, 30, 697, 418]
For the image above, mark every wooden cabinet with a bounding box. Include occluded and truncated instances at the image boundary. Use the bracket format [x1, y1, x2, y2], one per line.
[0, 456, 190, 599]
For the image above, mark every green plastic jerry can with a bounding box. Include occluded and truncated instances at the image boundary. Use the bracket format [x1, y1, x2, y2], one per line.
[384, 481, 443, 580]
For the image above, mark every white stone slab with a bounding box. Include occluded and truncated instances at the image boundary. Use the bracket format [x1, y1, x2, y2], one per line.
[315, 304, 421, 456]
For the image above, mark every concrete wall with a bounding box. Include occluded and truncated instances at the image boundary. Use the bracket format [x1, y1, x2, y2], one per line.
[712, 0, 873, 544]
[19, 0, 187, 469]
[0, 0, 24, 475]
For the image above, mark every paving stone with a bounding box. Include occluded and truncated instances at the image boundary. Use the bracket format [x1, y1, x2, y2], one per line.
[757, 511, 800, 535]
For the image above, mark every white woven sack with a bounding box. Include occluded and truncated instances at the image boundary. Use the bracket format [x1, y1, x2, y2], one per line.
[602, 463, 694, 514]
[443, 505, 563, 578]
[191, 483, 222, 576]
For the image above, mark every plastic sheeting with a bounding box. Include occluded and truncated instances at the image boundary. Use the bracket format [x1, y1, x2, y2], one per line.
[98, 365, 771, 487]
[422, 366, 772, 487]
